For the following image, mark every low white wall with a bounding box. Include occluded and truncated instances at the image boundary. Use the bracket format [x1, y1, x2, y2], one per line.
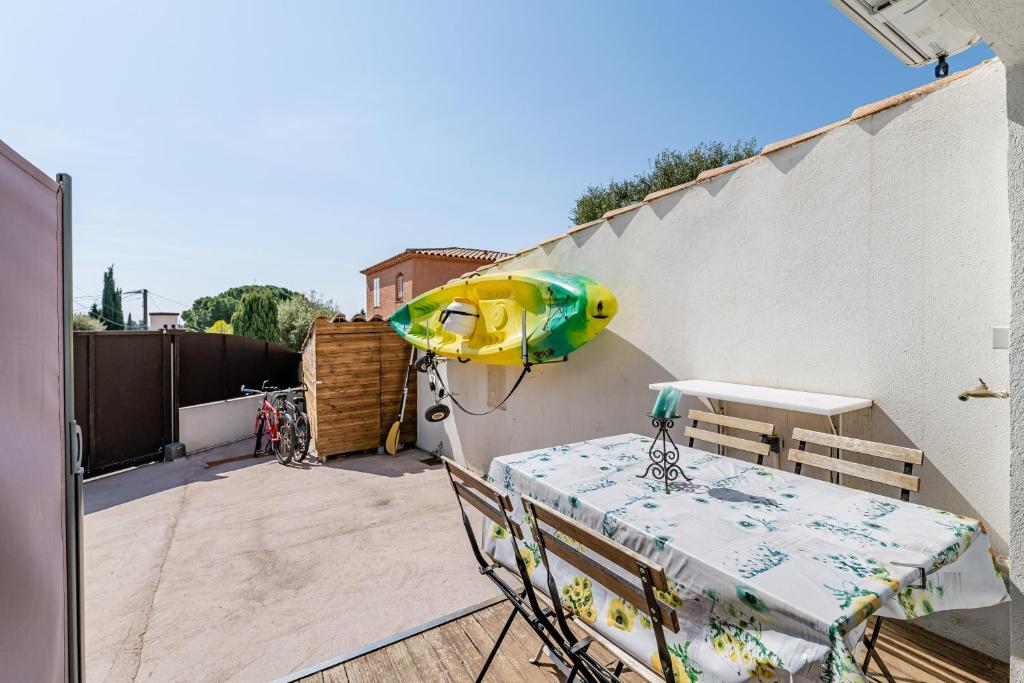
[179, 394, 262, 453]
[419, 60, 1011, 658]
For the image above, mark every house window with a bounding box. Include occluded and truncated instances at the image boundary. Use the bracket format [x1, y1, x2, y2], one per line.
[372, 277, 380, 308]
[396, 273, 404, 301]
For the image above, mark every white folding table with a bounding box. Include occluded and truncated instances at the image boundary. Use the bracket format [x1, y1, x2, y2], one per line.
[649, 379, 873, 477]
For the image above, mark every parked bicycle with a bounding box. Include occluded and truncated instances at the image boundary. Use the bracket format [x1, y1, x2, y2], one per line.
[278, 385, 311, 463]
[241, 381, 295, 465]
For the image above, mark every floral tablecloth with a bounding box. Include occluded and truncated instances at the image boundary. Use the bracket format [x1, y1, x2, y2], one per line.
[482, 433, 1007, 682]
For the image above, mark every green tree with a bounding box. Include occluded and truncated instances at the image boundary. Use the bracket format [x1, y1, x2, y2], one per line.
[206, 319, 234, 334]
[100, 265, 125, 329]
[182, 285, 296, 331]
[72, 313, 106, 331]
[277, 291, 338, 350]
[569, 138, 759, 225]
[232, 290, 279, 342]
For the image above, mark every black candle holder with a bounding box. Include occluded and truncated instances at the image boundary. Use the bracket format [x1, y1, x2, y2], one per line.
[638, 415, 692, 493]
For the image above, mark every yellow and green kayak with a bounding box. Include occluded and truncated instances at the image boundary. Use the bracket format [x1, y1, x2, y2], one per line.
[389, 270, 617, 365]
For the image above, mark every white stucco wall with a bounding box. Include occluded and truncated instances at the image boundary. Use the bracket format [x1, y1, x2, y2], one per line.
[178, 394, 262, 452]
[419, 60, 1012, 658]
[946, 2, 1024, 676]
[1007, 61, 1024, 680]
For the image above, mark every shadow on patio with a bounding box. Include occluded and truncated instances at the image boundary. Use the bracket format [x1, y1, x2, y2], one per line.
[84, 440, 498, 682]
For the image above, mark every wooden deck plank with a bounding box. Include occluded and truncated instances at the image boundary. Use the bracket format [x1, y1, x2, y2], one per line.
[439, 619, 491, 678]
[322, 663, 348, 682]
[419, 619, 478, 681]
[877, 618, 1008, 682]
[461, 606, 550, 682]
[874, 633, 1003, 683]
[392, 633, 453, 683]
[357, 647, 405, 683]
[339, 655, 374, 683]
[311, 603, 1007, 683]
[472, 601, 546, 666]
[475, 596, 639, 680]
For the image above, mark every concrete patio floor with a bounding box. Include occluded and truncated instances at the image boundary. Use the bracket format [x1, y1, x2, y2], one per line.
[84, 439, 498, 682]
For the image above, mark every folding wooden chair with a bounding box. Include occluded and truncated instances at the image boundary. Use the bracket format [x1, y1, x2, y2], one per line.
[684, 409, 779, 466]
[521, 495, 682, 683]
[787, 428, 924, 683]
[441, 458, 597, 683]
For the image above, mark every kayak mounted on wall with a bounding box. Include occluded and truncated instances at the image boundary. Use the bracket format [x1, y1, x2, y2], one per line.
[388, 269, 618, 420]
[389, 269, 617, 365]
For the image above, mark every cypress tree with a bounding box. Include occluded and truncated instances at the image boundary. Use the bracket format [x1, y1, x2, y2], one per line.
[100, 265, 125, 330]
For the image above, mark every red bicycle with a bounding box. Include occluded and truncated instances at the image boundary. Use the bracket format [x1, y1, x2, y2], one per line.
[241, 381, 295, 465]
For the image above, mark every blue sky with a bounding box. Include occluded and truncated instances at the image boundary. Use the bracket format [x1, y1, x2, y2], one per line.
[3, 1, 993, 318]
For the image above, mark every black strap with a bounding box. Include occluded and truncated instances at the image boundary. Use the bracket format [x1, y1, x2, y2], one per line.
[433, 360, 531, 416]
[439, 309, 480, 324]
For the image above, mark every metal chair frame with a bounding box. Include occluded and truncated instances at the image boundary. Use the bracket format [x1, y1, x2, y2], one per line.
[788, 429, 924, 683]
[522, 495, 682, 683]
[441, 458, 601, 683]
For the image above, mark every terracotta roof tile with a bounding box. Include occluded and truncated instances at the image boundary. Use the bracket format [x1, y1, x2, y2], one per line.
[492, 253, 519, 265]
[696, 155, 758, 182]
[761, 119, 849, 155]
[361, 246, 511, 274]
[538, 231, 568, 246]
[850, 59, 990, 121]
[644, 180, 696, 203]
[601, 202, 645, 220]
[566, 218, 604, 235]
[408, 247, 511, 259]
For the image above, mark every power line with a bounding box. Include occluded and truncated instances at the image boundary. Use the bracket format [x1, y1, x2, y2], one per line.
[148, 290, 190, 308]
[72, 310, 130, 329]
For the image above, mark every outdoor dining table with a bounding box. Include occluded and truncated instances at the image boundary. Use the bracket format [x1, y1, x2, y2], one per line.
[482, 433, 1008, 683]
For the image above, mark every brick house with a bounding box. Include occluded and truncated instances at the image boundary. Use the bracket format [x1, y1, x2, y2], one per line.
[360, 247, 510, 318]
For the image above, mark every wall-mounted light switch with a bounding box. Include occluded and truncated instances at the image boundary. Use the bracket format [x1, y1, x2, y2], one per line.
[993, 326, 1009, 350]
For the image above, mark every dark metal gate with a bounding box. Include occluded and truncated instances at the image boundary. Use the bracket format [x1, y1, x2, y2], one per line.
[75, 330, 299, 476]
[74, 332, 175, 476]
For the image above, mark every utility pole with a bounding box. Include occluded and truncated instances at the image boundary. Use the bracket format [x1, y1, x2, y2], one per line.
[125, 288, 149, 329]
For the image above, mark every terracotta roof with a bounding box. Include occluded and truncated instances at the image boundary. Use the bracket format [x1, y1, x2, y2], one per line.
[602, 202, 645, 220]
[360, 247, 512, 274]
[475, 58, 998, 276]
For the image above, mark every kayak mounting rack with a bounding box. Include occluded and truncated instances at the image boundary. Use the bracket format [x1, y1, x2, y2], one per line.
[416, 308, 569, 420]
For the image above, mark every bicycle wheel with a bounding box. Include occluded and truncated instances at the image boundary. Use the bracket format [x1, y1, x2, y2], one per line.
[292, 413, 310, 462]
[272, 413, 294, 465]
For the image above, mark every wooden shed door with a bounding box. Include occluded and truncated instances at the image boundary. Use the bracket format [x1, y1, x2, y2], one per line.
[314, 333, 381, 454]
